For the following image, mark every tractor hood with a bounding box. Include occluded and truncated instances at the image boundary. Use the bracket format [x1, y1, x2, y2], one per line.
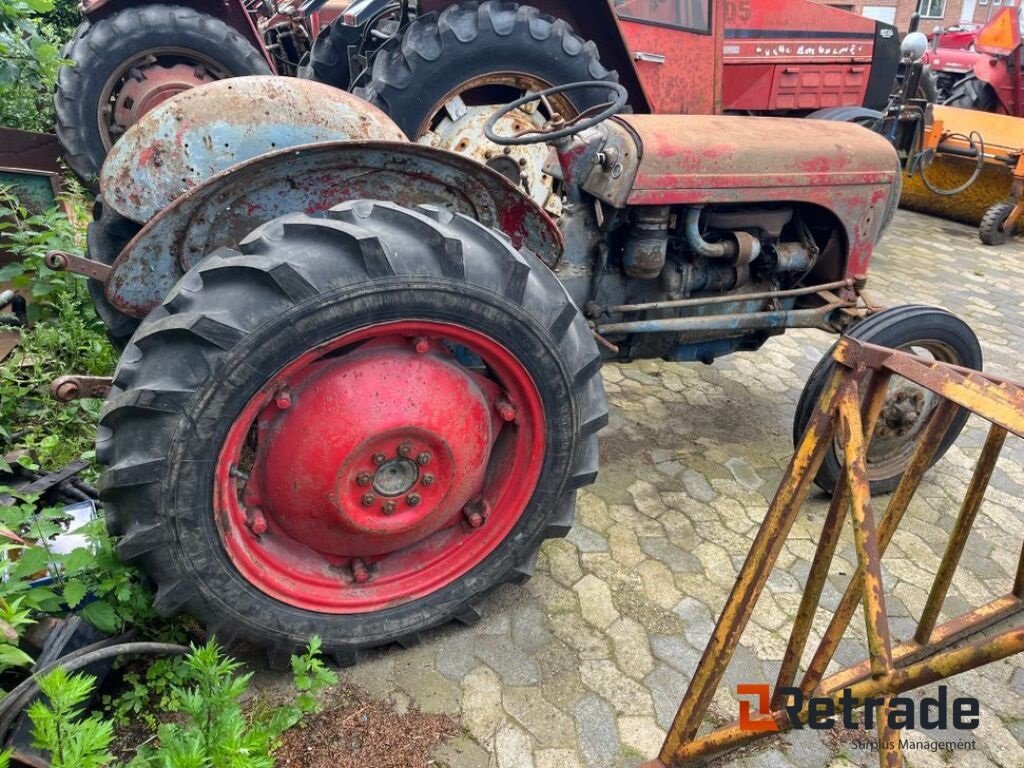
[615, 114, 899, 206]
[604, 114, 900, 278]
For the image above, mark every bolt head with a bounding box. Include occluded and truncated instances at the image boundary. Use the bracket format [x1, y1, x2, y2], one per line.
[421, 473, 435, 486]
[397, 442, 413, 457]
[361, 493, 376, 507]
[356, 472, 372, 487]
[413, 337, 430, 354]
[416, 452, 431, 465]
[275, 391, 292, 409]
[248, 508, 268, 535]
[497, 400, 516, 422]
[372, 453, 387, 465]
[406, 493, 421, 507]
[382, 501, 397, 515]
[466, 511, 484, 528]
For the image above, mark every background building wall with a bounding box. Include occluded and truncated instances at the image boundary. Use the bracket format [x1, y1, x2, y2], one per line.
[816, 0, 1019, 34]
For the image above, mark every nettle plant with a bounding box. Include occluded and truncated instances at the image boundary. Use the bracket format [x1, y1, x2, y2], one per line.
[28, 639, 337, 768]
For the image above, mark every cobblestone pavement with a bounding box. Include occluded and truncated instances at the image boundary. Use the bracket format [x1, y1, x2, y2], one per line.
[258, 210, 1024, 768]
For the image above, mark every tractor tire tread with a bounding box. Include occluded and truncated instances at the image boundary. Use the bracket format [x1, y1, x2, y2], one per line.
[100, 199, 606, 659]
[55, 5, 270, 189]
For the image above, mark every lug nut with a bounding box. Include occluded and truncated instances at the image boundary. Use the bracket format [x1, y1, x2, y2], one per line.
[397, 442, 412, 457]
[361, 493, 376, 507]
[406, 493, 421, 507]
[382, 501, 397, 515]
[417, 452, 431, 465]
[519, 157, 528, 166]
[496, 398, 517, 422]
[351, 558, 371, 584]
[464, 509, 484, 528]
[356, 472, 372, 487]
[421, 473, 435, 486]
[247, 507, 268, 535]
[372, 453, 387, 465]
[275, 390, 292, 409]
[463, 500, 490, 529]
[413, 336, 430, 354]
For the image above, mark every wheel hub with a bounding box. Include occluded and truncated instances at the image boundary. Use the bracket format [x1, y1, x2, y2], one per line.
[878, 389, 926, 437]
[421, 101, 561, 215]
[113, 62, 217, 134]
[214, 321, 546, 614]
[254, 343, 499, 557]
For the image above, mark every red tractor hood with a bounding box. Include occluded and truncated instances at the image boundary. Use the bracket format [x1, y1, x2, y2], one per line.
[611, 114, 900, 278]
[616, 114, 898, 205]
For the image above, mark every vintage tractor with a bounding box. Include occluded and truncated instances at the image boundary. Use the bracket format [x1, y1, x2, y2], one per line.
[55, 76, 981, 663]
[299, 0, 909, 212]
[52, 0, 348, 188]
[927, 6, 1023, 113]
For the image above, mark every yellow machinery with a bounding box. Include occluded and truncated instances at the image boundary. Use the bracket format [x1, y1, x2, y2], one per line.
[901, 105, 1023, 244]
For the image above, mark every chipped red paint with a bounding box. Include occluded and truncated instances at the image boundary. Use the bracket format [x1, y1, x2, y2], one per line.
[214, 320, 545, 613]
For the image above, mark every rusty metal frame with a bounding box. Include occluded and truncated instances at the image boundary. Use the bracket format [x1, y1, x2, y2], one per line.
[642, 337, 1024, 768]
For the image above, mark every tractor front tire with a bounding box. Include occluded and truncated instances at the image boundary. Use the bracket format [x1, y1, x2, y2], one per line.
[793, 305, 982, 495]
[99, 200, 607, 664]
[55, 6, 271, 190]
[351, 2, 618, 139]
[979, 202, 1017, 246]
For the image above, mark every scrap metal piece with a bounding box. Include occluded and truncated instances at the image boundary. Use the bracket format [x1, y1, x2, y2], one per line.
[49, 375, 113, 402]
[643, 337, 1024, 768]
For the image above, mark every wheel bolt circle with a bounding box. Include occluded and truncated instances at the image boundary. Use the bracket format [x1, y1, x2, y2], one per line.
[406, 493, 421, 507]
[417, 452, 431, 465]
[356, 472, 372, 487]
[361, 493, 376, 507]
[372, 453, 387, 465]
[422, 473, 435, 486]
[381, 501, 397, 515]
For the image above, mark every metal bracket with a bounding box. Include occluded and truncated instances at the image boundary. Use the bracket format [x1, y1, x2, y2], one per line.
[44, 251, 112, 283]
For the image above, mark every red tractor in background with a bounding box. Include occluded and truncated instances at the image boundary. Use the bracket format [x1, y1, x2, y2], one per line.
[53, 0, 348, 187]
[55, 0, 908, 193]
[300, 0, 908, 209]
[926, 5, 1023, 114]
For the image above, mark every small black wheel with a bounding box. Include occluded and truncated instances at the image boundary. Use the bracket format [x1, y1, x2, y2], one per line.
[979, 202, 1016, 246]
[794, 305, 982, 495]
[86, 197, 141, 349]
[98, 199, 607, 664]
[55, 5, 271, 190]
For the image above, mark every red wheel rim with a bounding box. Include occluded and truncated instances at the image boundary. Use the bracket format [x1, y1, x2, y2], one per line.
[214, 321, 546, 613]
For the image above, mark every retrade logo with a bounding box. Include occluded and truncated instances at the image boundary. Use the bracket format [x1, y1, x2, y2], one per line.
[737, 684, 979, 733]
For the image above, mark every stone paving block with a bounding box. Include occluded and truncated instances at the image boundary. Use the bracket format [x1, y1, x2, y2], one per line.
[608, 616, 656, 680]
[580, 659, 653, 715]
[574, 694, 622, 768]
[461, 666, 504, 743]
[575, 573, 621, 629]
[503, 686, 576, 747]
[495, 723, 534, 768]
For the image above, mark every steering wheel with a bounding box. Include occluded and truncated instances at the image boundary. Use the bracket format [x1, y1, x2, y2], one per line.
[484, 81, 629, 146]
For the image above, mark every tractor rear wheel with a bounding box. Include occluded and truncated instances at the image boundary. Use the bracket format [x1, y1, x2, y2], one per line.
[346, 2, 617, 212]
[793, 305, 982, 495]
[943, 75, 998, 112]
[98, 200, 606, 664]
[55, 6, 271, 190]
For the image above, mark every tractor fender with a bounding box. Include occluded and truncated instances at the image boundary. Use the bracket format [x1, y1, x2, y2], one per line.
[105, 140, 564, 318]
[100, 76, 406, 224]
[805, 106, 884, 123]
[79, 0, 270, 63]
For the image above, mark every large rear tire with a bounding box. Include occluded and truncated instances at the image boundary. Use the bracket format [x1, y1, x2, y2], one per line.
[98, 200, 607, 664]
[55, 6, 271, 190]
[943, 75, 997, 112]
[793, 305, 982, 495]
[335, 2, 617, 210]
